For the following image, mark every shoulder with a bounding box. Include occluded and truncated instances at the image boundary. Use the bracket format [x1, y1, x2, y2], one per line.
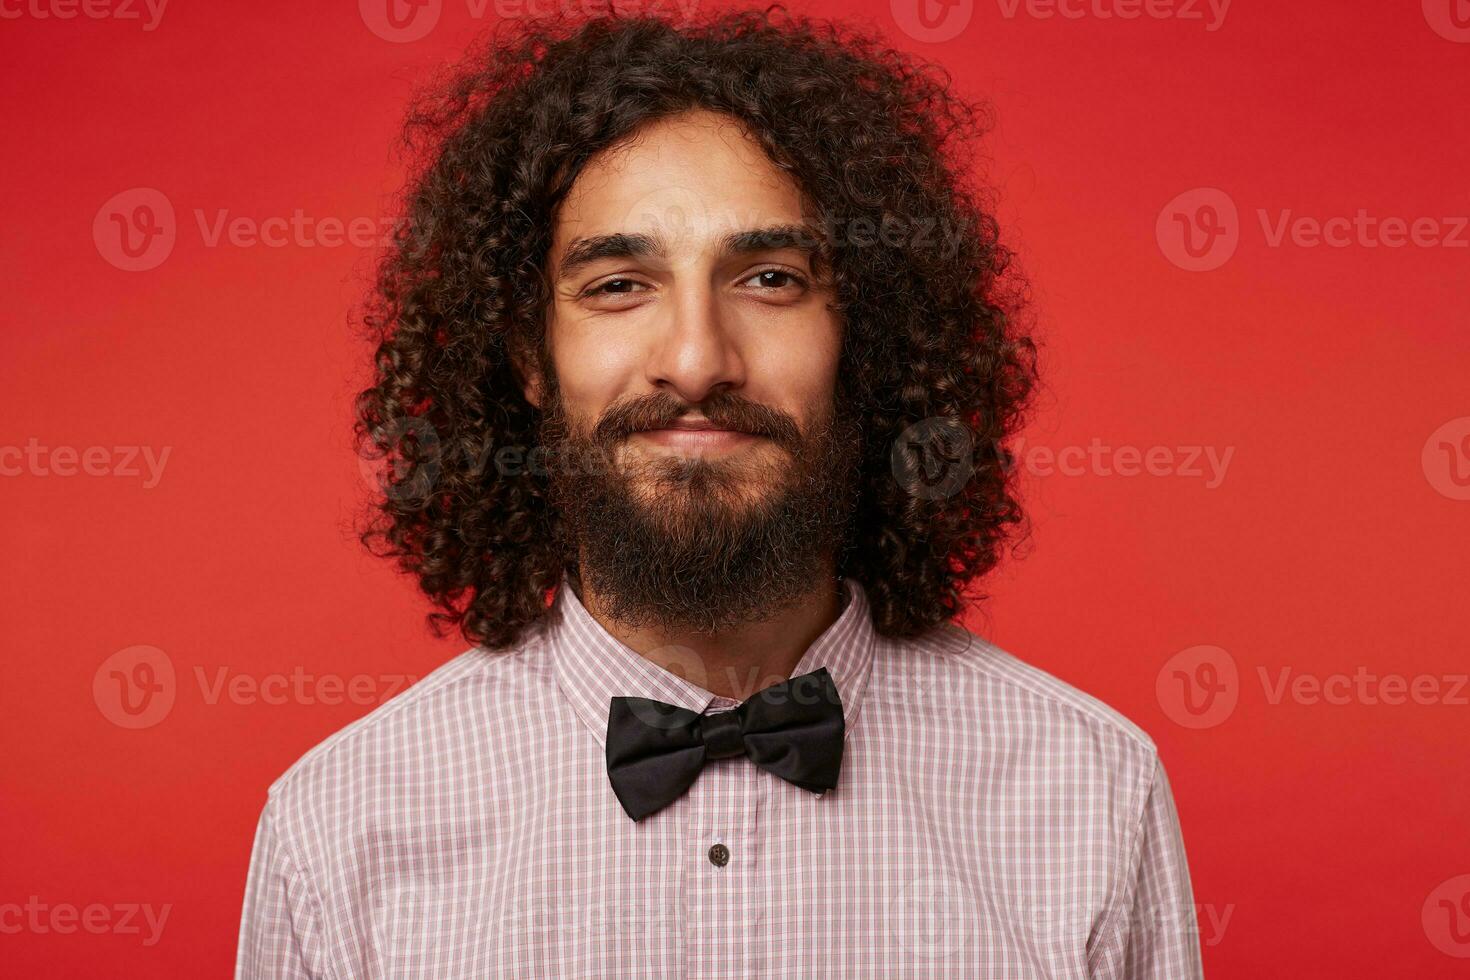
[873, 621, 1162, 795]
[259, 627, 553, 823]
[931, 621, 1156, 750]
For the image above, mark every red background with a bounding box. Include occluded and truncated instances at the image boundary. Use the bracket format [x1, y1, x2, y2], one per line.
[3, 0, 1468, 975]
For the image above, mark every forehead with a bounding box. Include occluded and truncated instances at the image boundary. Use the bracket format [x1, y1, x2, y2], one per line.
[551, 109, 809, 256]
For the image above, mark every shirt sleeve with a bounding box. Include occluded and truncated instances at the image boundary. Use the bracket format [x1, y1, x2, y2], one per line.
[236, 796, 330, 980]
[1113, 755, 1204, 979]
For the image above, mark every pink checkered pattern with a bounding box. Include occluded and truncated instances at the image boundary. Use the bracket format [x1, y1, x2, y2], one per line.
[237, 577, 1203, 978]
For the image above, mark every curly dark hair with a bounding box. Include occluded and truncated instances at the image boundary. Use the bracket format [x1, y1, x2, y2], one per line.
[352, 7, 1037, 650]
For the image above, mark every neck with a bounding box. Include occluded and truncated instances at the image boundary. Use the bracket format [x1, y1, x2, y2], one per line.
[572, 561, 844, 701]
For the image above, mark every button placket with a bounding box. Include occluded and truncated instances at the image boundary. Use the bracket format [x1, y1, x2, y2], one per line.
[684, 753, 762, 978]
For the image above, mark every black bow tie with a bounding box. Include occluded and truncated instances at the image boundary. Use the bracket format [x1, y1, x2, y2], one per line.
[605, 667, 845, 822]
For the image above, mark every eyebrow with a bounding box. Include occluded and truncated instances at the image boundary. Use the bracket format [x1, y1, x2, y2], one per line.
[555, 223, 824, 283]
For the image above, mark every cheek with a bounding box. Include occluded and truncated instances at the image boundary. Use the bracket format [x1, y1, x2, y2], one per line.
[749, 320, 842, 419]
[547, 319, 645, 417]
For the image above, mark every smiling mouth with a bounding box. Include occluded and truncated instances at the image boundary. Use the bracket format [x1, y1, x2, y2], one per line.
[633, 427, 760, 452]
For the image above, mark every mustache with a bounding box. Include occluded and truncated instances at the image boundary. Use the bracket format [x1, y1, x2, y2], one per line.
[593, 391, 803, 449]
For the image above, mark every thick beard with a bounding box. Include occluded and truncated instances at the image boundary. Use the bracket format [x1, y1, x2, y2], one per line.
[537, 384, 863, 636]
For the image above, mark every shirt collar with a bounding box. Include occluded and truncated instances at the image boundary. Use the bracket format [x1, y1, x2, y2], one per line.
[548, 573, 878, 748]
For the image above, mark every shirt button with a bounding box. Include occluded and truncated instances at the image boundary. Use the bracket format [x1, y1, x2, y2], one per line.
[707, 843, 730, 867]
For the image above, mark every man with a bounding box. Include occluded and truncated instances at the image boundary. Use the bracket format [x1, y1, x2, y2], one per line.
[238, 11, 1203, 978]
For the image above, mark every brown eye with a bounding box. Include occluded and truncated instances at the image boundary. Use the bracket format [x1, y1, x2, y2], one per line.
[742, 268, 807, 290]
[596, 278, 644, 294]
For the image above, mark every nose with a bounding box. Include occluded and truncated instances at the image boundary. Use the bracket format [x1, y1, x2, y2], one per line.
[644, 280, 746, 403]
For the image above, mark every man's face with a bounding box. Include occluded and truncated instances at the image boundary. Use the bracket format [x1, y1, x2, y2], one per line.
[526, 109, 861, 633]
